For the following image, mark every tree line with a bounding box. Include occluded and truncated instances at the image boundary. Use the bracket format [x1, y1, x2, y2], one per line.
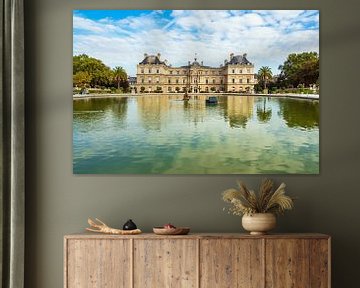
[256, 52, 319, 94]
[73, 54, 129, 92]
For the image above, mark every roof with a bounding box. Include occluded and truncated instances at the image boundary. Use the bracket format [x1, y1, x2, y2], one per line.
[228, 54, 252, 65]
[139, 55, 166, 65]
[179, 58, 212, 69]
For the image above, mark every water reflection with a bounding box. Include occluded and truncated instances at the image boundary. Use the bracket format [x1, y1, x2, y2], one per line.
[73, 94, 319, 174]
[221, 96, 254, 128]
[74, 97, 128, 124]
[256, 97, 272, 123]
[278, 98, 319, 129]
[137, 96, 170, 131]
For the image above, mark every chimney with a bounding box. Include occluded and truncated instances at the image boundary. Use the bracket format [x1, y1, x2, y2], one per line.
[230, 53, 234, 59]
[144, 53, 148, 58]
[157, 53, 161, 58]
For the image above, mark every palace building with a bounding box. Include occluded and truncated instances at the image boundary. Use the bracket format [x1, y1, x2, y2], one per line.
[136, 53, 256, 94]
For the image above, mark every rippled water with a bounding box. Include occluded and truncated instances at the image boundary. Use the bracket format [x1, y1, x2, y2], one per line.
[73, 95, 319, 174]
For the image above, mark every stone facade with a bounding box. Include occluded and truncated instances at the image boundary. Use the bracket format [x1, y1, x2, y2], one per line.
[136, 53, 256, 93]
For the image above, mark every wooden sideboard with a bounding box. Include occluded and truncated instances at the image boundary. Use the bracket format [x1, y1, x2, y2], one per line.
[64, 233, 330, 288]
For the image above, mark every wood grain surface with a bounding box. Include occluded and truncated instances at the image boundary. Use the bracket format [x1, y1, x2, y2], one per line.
[64, 233, 330, 288]
[66, 239, 131, 288]
[265, 239, 310, 287]
[200, 239, 264, 288]
[133, 239, 198, 288]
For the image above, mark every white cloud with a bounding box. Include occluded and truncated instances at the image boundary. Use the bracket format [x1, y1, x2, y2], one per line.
[73, 10, 319, 76]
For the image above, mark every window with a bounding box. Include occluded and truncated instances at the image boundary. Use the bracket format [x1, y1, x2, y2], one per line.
[213, 79, 215, 84]
[232, 69, 235, 73]
[141, 69, 144, 73]
[141, 78, 144, 83]
[156, 77, 159, 84]
[220, 79, 223, 84]
[247, 69, 250, 73]
[240, 79, 243, 83]
[176, 79, 179, 84]
[168, 79, 171, 84]
[232, 79, 235, 83]
[206, 79, 209, 84]
[168, 87, 172, 92]
[170, 71, 173, 74]
[156, 69, 159, 73]
[177, 71, 180, 75]
[148, 77, 152, 83]
[148, 69, 151, 73]
[247, 79, 250, 83]
[239, 70, 242, 73]
[183, 79, 186, 84]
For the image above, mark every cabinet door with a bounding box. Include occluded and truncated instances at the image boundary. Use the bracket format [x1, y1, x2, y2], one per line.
[266, 239, 309, 287]
[200, 239, 264, 288]
[309, 239, 330, 288]
[66, 239, 131, 288]
[134, 239, 198, 288]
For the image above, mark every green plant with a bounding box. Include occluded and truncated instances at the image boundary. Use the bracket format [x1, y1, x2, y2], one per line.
[222, 179, 294, 216]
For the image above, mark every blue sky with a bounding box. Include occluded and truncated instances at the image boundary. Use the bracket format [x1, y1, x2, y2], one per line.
[73, 10, 319, 76]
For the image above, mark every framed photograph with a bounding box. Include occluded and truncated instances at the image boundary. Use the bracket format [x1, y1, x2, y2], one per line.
[72, 10, 319, 174]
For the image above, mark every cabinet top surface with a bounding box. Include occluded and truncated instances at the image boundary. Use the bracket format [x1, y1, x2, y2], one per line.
[64, 232, 330, 240]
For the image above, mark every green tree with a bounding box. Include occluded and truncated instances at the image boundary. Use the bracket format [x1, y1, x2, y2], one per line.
[73, 71, 91, 88]
[113, 66, 127, 90]
[258, 66, 273, 90]
[278, 52, 319, 87]
[73, 54, 119, 88]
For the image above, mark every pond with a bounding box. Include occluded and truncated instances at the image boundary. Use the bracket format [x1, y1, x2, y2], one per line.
[73, 95, 319, 174]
